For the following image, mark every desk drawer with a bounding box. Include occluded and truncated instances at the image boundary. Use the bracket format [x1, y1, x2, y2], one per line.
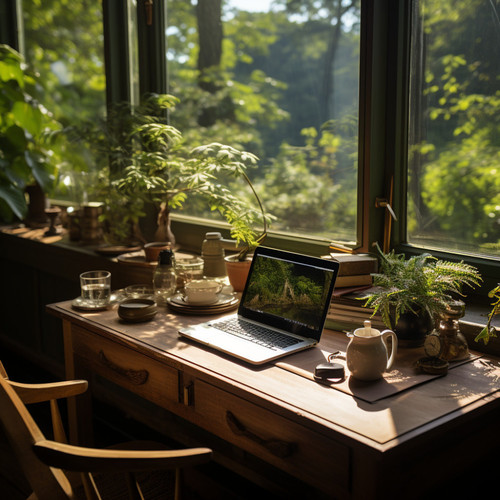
[194, 379, 350, 496]
[72, 326, 178, 409]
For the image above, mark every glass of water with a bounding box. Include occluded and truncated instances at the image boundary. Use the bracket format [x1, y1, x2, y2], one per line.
[80, 270, 111, 307]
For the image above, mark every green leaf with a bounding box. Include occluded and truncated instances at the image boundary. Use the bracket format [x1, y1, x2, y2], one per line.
[0, 181, 27, 219]
[12, 101, 43, 137]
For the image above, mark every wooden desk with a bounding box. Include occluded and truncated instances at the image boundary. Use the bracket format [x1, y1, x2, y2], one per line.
[47, 301, 500, 499]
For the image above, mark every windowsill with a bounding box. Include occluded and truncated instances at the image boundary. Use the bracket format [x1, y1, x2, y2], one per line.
[2, 222, 498, 356]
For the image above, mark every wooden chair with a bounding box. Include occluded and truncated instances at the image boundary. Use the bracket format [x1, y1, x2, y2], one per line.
[0, 360, 212, 500]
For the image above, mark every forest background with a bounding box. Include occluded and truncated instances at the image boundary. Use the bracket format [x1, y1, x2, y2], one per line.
[15, 0, 500, 255]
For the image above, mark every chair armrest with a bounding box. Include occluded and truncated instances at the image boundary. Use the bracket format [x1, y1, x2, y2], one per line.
[7, 380, 88, 404]
[33, 440, 212, 473]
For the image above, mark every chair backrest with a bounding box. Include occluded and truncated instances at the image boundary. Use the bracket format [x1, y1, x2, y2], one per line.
[0, 373, 73, 500]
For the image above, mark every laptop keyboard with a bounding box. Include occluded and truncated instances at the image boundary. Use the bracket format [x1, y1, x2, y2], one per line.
[211, 318, 301, 351]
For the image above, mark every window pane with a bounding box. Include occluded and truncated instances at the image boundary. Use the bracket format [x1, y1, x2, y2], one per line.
[22, 0, 107, 202]
[166, 0, 360, 244]
[408, 0, 500, 257]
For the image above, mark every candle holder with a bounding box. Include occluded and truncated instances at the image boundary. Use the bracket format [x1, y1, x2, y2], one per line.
[44, 206, 62, 236]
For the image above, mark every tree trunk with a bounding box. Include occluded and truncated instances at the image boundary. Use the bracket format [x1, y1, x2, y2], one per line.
[197, 0, 223, 91]
[197, 0, 231, 126]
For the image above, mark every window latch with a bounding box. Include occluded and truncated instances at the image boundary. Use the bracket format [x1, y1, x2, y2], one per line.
[144, 0, 153, 26]
[375, 197, 397, 221]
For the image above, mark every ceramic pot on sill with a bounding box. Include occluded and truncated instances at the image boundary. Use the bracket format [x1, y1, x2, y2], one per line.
[392, 310, 434, 348]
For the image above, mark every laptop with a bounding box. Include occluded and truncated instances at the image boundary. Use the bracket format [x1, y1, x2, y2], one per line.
[179, 246, 339, 365]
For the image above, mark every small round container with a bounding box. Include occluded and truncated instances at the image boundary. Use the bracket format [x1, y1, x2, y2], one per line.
[118, 298, 157, 323]
[144, 242, 172, 262]
[125, 284, 155, 299]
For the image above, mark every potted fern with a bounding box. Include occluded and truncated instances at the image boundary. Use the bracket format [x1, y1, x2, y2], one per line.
[363, 244, 482, 345]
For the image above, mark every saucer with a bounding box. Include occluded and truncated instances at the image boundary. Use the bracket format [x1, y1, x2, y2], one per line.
[71, 291, 124, 311]
[71, 296, 110, 311]
[170, 293, 236, 308]
[167, 293, 239, 315]
[184, 296, 219, 306]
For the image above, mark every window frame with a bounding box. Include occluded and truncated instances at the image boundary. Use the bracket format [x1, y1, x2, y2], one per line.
[2, 0, 498, 293]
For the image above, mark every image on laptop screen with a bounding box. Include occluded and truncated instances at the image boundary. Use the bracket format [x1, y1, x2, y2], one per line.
[239, 250, 336, 339]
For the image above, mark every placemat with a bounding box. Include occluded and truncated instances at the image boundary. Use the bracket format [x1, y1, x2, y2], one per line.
[276, 332, 481, 403]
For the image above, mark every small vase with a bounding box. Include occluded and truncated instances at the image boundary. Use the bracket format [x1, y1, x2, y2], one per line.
[154, 209, 176, 248]
[393, 311, 433, 347]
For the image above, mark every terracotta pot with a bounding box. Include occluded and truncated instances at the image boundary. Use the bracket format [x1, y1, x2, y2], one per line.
[225, 255, 252, 292]
[144, 241, 173, 262]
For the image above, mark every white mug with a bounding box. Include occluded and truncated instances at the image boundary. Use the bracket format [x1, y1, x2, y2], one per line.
[184, 279, 222, 304]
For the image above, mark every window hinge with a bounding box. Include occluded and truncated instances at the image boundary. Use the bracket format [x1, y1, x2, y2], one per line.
[144, 0, 154, 26]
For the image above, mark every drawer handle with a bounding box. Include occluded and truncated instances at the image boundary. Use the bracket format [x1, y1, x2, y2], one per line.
[99, 351, 149, 385]
[225, 410, 296, 458]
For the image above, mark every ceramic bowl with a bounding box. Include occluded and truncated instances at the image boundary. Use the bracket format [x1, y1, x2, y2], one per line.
[118, 298, 157, 323]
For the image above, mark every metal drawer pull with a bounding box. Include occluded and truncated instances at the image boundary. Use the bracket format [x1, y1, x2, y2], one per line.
[98, 351, 149, 385]
[225, 410, 296, 458]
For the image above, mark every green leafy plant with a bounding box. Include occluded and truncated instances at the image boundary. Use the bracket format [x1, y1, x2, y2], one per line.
[0, 45, 60, 222]
[475, 284, 500, 345]
[363, 243, 482, 329]
[67, 94, 272, 251]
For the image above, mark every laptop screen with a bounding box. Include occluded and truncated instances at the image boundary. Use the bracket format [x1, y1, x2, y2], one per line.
[238, 247, 339, 341]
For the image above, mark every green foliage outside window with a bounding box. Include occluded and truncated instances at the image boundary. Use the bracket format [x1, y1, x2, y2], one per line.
[408, 0, 500, 256]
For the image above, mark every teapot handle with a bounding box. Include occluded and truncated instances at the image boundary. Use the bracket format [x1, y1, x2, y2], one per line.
[381, 329, 398, 370]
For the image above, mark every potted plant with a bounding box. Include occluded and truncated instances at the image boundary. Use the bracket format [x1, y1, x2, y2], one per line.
[475, 284, 500, 345]
[0, 45, 60, 225]
[362, 244, 482, 345]
[66, 94, 272, 259]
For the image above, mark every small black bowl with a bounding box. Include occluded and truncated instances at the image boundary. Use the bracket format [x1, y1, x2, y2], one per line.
[118, 298, 157, 323]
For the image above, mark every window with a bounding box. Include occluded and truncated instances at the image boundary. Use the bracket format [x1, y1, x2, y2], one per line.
[22, 0, 106, 123]
[20, 0, 107, 203]
[1, 0, 498, 285]
[166, 0, 361, 246]
[407, 0, 500, 258]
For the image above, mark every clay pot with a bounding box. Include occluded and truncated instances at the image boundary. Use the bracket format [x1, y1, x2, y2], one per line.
[144, 241, 173, 262]
[224, 255, 252, 292]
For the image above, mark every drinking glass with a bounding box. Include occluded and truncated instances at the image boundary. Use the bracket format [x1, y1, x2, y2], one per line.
[80, 270, 111, 307]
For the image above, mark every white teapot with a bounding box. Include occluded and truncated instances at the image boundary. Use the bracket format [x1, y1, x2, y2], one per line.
[346, 320, 398, 381]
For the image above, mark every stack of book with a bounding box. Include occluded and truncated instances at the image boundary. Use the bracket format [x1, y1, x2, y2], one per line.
[322, 252, 384, 331]
[326, 287, 385, 332]
[327, 252, 378, 288]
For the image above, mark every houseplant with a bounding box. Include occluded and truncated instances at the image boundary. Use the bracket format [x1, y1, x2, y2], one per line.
[362, 244, 482, 344]
[0, 44, 60, 224]
[66, 94, 272, 254]
[475, 284, 500, 345]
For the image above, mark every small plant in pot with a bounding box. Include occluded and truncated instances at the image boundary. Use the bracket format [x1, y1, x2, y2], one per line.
[67, 94, 273, 251]
[189, 143, 270, 292]
[475, 284, 500, 345]
[362, 244, 482, 346]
